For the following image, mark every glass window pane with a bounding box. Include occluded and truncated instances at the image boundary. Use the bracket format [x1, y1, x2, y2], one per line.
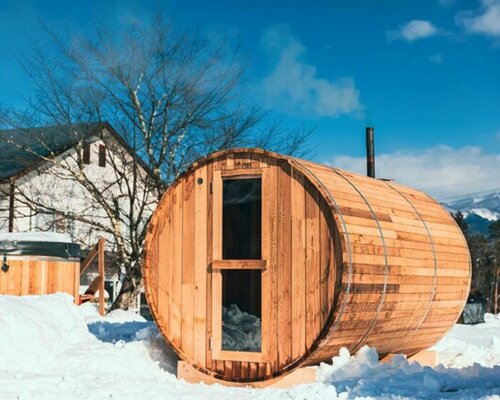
[222, 178, 261, 260]
[222, 269, 261, 352]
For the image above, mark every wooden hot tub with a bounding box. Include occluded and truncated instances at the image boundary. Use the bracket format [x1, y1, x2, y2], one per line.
[0, 233, 81, 302]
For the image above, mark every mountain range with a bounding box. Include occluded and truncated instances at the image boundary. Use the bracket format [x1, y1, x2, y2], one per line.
[444, 191, 500, 235]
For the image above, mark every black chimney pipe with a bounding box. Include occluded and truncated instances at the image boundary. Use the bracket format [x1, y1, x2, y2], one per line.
[366, 127, 375, 178]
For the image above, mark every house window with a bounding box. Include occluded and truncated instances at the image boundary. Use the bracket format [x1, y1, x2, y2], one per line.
[66, 212, 76, 238]
[98, 145, 106, 167]
[35, 211, 52, 231]
[55, 214, 67, 233]
[82, 143, 91, 165]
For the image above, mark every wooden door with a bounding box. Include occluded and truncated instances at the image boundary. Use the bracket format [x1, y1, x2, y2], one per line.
[209, 168, 270, 364]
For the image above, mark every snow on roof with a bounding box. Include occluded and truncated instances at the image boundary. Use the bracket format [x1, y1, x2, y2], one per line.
[0, 231, 73, 243]
[0, 123, 101, 181]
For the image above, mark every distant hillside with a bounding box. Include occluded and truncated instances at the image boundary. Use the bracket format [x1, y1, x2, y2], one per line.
[444, 191, 500, 235]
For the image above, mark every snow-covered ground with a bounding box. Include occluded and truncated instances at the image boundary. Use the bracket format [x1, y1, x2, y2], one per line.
[0, 293, 499, 400]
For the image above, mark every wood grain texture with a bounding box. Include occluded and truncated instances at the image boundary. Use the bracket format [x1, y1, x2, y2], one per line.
[142, 148, 471, 385]
[290, 169, 306, 360]
[170, 181, 183, 348]
[0, 257, 79, 301]
[277, 161, 293, 368]
[211, 260, 266, 270]
[193, 166, 208, 367]
[181, 173, 195, 358]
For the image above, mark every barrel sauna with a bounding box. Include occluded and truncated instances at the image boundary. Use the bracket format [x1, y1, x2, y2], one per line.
[143, 148, 471, 385]
[0, 234, 81, 302]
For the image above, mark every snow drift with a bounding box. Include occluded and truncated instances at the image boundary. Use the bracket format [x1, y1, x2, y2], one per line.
[0, 294, 162, 377]
[317, 346, 500, 399]
[433, 313, 500, 368]
[0, 293, 499, 400]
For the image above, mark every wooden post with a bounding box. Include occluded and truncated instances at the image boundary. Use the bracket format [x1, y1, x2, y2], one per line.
[8, 180, 15, 232]
[98, 237, 106, 316]
[494, 257, 498, 315]
[80, 237, 106, 314]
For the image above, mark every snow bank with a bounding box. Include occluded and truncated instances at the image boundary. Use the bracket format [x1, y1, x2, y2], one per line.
[0, 294, 328, 400]
[0, 293, 88, 372]
[0, 294, 161, 377]
[0, 231, 72, 243]
[433, 313, 500, 368]
[1, 294, 499, 400]
[80, 301, 148, 324]
[82, 302, 159, 345]
[317, 346, 500, 399]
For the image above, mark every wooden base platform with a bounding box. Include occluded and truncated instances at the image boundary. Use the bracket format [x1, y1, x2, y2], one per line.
[178, 350, 438, 387]
[177, 361, 317, 388]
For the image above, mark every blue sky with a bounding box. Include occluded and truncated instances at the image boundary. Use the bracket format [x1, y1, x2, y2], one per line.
[0, 0, 499, 199]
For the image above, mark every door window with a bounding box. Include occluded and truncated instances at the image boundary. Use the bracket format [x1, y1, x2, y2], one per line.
[222, 178, 261, 259]
[221, 269, 261, 352]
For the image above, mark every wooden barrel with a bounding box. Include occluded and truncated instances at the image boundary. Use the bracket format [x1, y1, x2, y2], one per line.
[143, 148, 470, 385]
[0, 236, 81, 302]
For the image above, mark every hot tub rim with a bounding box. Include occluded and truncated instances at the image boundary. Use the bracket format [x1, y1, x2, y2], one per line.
[0, 240, 81, 259]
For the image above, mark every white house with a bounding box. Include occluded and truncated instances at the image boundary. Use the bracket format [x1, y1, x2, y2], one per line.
[0, 122, 156, 308]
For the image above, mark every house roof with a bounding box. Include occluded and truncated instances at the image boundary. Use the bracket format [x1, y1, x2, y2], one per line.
[0, 122, 101, 182]
[0, 122, 151, 183]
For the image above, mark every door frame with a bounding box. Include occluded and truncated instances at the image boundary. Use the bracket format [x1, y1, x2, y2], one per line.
[209, 168, 270, 363]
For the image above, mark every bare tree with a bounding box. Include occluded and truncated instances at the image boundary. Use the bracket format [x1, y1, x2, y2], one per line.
[1, 15, 311, 310]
